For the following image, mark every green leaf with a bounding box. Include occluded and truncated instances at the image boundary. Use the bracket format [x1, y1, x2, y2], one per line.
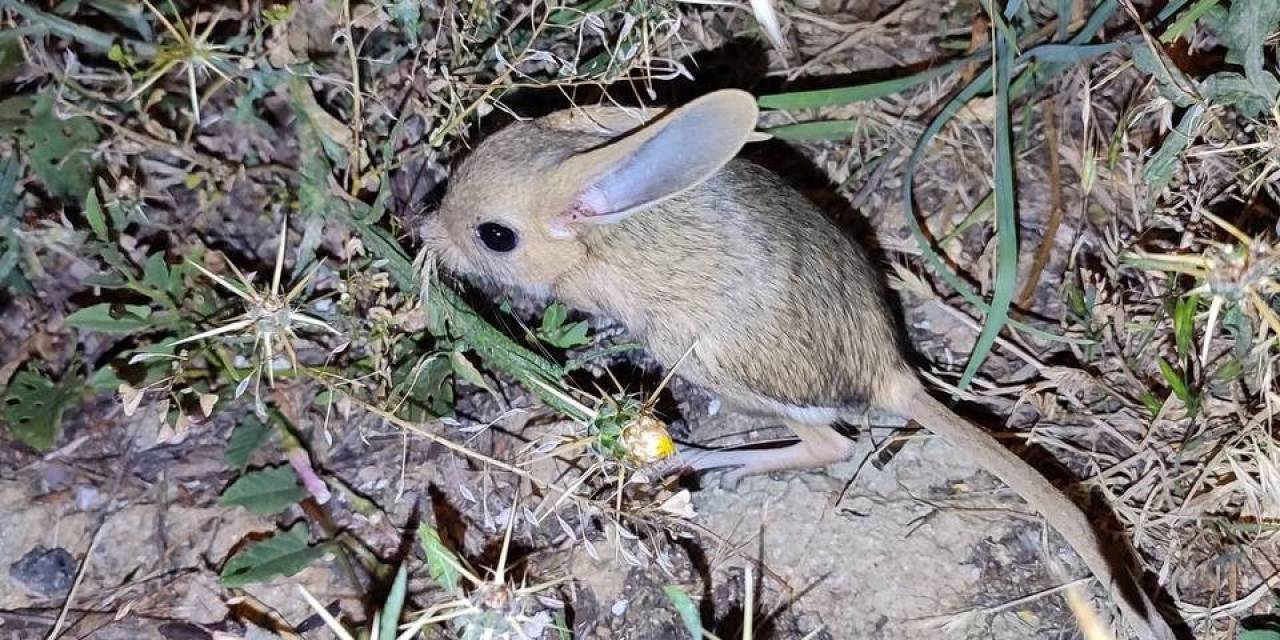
[226, 414, 272, 470]
[759, 59, 966, 110]
[1214, 358, 1243, 382]
[1156, 0, 1197, 23]
[81, 271, 129, 289]
[417, 523, 463, 596]
[219, 465, 307, 514]
[379, 564, 408, 640]
[1139, 390, 1162, 417]
[662, 586, 702, 640]
[1129, 37, 1197, 107]
[86, 363, 125, 392]
[83, 0, 155, 39]
[64, 303, 157, 334]
[536, 303, 591, 348]
[394, 355, 453, 420]
[2, 264, 33, 295]
[0, 242, 17, 289]
[1240, 629, 1280, 640]
[540, 303, 568, 334]
[1174, 295, 1198, 360]
[0, 154, 20, 218]
[26, 94, 101, 202]
[1218, 0, 1280, 104]
[387, 0, 421, 46]
[1, 370, 78, 451]
[551, 321, 589, 348]
[1143, 104, 1205, 192]
[1055, 0, 1071, 40]
[0, 95, 33, 134]
[554, 611, 571, 639]
[83, 188, 108, 241]
[0, 1, 155, 55]
[142, 252, 170, 294]
[1202, 72, 1276, 118]
[0, 30, 22, 80]
[220, 523, 330, 588]
[537, 322, 591, 349]
[1157, 357, 1197, 410]
[450, 349, 498, 396]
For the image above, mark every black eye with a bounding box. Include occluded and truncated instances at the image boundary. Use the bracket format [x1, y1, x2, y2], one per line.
[476, 222, 518, 252]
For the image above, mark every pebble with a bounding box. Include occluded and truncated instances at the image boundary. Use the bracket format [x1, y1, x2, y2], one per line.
[9, 545, 76, 597]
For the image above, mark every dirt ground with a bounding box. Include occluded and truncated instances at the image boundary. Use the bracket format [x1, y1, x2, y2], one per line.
[4, 0, 1278, 638]
[0, 377, 1088, 640]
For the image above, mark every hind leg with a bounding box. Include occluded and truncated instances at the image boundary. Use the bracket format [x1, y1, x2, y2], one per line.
[668, 421, 855, 485]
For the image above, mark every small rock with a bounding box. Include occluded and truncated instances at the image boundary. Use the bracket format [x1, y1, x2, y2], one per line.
[74, 486, 101, 511]
[9, 545, 76, 597]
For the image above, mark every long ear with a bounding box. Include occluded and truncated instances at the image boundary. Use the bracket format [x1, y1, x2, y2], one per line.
[551, 89, 758, 235]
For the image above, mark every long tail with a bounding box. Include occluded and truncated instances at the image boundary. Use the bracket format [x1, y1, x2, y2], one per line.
[899, 387, 1178, 640]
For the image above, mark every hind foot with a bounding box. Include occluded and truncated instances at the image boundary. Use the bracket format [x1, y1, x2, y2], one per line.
[653, 422, 855, 487]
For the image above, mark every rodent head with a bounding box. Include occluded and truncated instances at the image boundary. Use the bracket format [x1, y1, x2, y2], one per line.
[420, 90, 759, 297]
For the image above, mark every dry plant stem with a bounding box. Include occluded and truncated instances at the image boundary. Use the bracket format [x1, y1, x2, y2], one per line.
[64, 103, 218, 170]
[425, 3, 547, 146]
[778, 0, 917, 80]
[341, 0, 363, 194]
[343, 394, 585, 502]
[45, 521, 104, 640]
[923, 576, 1092, 627]
[1018, 95, 1067, 308]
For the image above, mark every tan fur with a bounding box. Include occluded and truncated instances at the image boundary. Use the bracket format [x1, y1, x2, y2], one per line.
[418, 91, 1177, 639]
[560, 160, 911, 412]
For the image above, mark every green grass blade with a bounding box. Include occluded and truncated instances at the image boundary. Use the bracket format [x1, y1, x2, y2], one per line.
[1160, 0, 1222, 43]
[662, 586, 703, 640]
[956, 19, 1018, 390]
[1156, 0, 1197, 23]
[1022, 42, 1119, 62]
[758, 59, 967, 110]
[1056, 0, 1072, 40]
[936, 190, 995, 246]
[897, 0, 1119, 351]
[764, 120, 861, 141]
[379, 564, 408, 640]
[1078, 0, 1119, 43]
[978, 0, 1021, 51]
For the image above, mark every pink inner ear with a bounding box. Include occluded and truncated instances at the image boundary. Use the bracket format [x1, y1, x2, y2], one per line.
[548, 200, 588, 240]
[548, 186, 609, 239]
[551, 184, 641, 237]
[571, 186, 609, 220]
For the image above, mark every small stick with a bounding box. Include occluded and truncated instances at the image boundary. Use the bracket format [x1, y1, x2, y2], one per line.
[45, 524, 104, 640]
[1018, 94, 1067, 308]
